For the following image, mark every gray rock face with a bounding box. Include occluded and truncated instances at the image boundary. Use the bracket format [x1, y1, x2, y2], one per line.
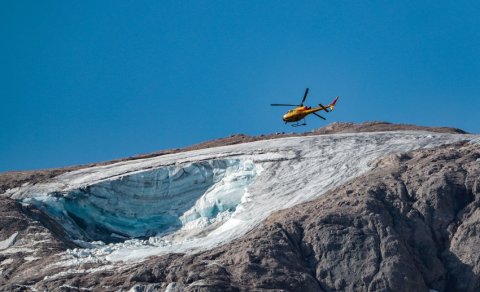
[136, 141, 477, 292]
[0, 197, 72, 289]
[0, 131, 479, 291]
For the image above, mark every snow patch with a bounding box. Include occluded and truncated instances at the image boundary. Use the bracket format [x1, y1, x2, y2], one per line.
[0, 232, 18, 250]
[164, 282, 185, 292]
[0, 258, 14, 266]
[43, 265, 115, 281]
[24, 256, 40, 262]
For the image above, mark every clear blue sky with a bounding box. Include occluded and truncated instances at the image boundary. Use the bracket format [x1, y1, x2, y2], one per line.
[1, 1, 479, 171]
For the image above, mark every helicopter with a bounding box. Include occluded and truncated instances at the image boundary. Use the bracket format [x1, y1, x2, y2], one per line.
[271, 88, 339, 127]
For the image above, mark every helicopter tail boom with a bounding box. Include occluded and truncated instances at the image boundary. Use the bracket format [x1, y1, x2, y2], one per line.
[328, 96, 339, 111]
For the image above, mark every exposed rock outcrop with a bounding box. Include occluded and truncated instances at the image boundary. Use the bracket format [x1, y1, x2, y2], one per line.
[0, 197, 72, 289]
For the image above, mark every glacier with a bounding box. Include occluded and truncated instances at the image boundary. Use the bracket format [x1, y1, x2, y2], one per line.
[8, 131, 480, 265]
[23, 159, 258, 243]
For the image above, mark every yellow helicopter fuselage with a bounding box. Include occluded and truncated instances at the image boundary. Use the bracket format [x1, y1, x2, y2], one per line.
[271, 88, 339, 126]
[282, 106, 329, 122]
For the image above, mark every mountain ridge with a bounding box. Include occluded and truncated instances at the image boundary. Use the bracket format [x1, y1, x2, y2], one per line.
[0, 121, 467, 194]
[13, 141, 476, 291]
[1, 122, 478, 291]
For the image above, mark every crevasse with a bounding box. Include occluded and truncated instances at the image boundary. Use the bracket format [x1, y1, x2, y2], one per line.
[26, 159, 258, 243]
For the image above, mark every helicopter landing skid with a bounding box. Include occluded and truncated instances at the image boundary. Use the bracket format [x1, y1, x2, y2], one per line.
[291, 120, 307, 127]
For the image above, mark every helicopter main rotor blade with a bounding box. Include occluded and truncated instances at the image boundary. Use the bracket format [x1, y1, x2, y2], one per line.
[313, 112, 326, 120]
[318, 103, 330, 112]
[271, 104, 301, 106]
[300, 88, 309, 106]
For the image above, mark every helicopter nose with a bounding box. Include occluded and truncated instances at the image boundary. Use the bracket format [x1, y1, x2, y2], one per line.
[282, 114, 288, 121]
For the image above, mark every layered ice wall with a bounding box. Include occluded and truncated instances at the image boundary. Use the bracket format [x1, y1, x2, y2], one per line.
[24, 160, 257, 243]
[10, 131, 480, 264]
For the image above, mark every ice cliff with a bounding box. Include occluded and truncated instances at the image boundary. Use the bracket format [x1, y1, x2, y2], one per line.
[24, 159, 257, 243]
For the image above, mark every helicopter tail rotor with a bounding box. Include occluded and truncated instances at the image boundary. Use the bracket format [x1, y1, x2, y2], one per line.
[328, 96, 339, 111]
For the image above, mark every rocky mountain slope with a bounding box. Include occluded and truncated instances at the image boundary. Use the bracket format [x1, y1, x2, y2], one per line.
[0, 122, 479, 291]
